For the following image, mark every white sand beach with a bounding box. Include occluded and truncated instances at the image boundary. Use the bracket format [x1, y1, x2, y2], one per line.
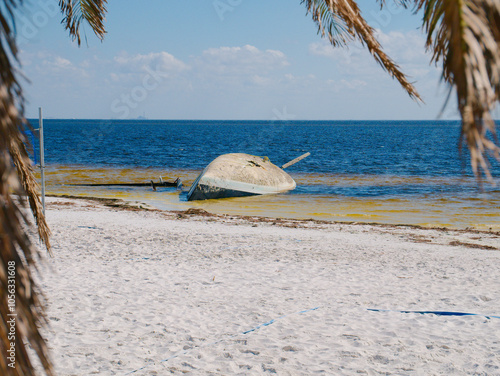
[34, 196, 500, 375]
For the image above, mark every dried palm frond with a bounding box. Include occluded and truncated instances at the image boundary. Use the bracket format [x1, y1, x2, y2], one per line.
[0, 47, 54, 376]
[0, 0, 50, 247]
[10, 144, 51, 249]
[303, 0, 423, 101]
[0, 141, 53, 376]
[1, 0, 53, 373]
[1, 2, 107, 374]
[418, 0, 500, 181]
[377, 0, 414, 8]
[59, 0, 108, 45]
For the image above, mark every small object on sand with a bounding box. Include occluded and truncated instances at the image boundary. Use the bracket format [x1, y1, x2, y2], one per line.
[187, 152, 309, 201]
[150, 180, 156, 191]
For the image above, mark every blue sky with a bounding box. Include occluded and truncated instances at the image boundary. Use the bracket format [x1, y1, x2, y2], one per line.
[17, 0, 468, 120]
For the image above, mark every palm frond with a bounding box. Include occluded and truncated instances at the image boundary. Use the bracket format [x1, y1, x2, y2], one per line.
[0, 1, 53, 375]
[304, 0, 353, 46]
[379, 0, 415, 8]
[303, 0, 422, 101]
[59, 0, 108, 45]
[0, 82, 54, 376]
[9, 129, 52, 251]
[419, 0, 500, 181]
[1, 1, 108, 374]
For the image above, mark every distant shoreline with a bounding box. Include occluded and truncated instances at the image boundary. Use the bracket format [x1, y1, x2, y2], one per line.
[27, 118, 473, 123]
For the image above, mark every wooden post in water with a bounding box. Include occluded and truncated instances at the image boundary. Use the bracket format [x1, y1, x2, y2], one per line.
[39, 107, 45, 216]
[281, 152, 311, 169]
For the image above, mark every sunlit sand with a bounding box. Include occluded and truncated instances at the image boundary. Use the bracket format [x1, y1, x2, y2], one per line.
[35, 196, 500, 375]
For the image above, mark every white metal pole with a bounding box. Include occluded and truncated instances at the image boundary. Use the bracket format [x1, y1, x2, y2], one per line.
[39, 107, 45, 216]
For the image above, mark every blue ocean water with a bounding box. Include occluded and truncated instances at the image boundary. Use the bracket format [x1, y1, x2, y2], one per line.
[25, 119, 500, 229]
[28, 119, 499, 197]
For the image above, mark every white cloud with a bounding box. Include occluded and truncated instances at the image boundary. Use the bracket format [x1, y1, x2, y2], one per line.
[198, 44, 289, 75]
[309, 39, 383, 83]
[375, 29, 442, 80]
[340, 79, 367, 89]
[309, 30, 432, 74]
[51, 56, 71, 69]
[33, 53, 89, 78]
[251, 75, 272, 86]
[326, 78, 367, 91]
[310, 30, 429, 60]
[21, 37, 446, 120]
[104, 51, 189, 85]
[377, 30, 428, 63]
[282, 73, 317, 89]
[114, 51, 188, 73]
[309, 40, 367, 65]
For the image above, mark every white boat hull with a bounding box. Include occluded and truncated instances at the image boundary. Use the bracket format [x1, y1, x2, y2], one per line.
[187, 153, 296, 201]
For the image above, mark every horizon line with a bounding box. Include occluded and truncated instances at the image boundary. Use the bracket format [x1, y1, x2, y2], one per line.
[25, 118, 476, 122]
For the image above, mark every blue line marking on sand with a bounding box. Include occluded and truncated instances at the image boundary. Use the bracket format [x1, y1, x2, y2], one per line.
[240, 307, 320, 335]
[368, 308, 500, 319]
[242, 318, 276, 334]
[124, 306, 320, 375]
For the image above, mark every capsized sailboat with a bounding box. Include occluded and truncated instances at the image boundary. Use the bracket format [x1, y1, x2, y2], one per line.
[187, 152, 310, 201]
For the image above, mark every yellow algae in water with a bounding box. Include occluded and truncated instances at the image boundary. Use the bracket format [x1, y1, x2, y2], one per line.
[35, 164, 500, 230]
[43, 165, 194, 186]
